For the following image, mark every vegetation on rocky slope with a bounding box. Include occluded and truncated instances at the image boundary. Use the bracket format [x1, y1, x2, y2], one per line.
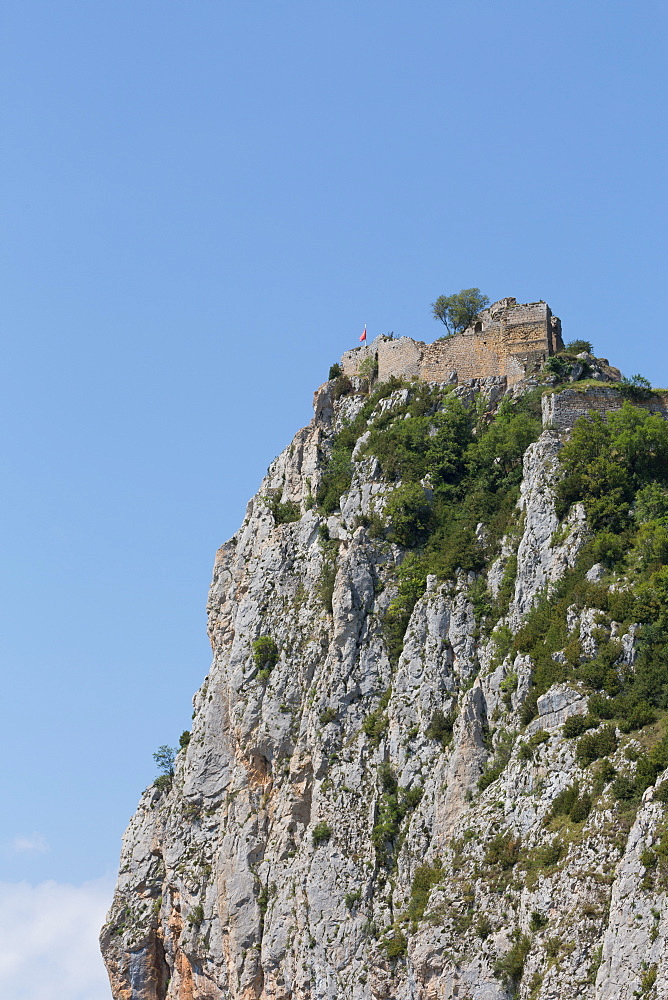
[319, 377, 668, 750]
[316, 379, 668, 977]
[104, 366, 668, 1000]
[318, 378, 543, 662]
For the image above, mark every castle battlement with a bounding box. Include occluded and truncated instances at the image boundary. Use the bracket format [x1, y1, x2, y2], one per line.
[340, 297, 563, 386]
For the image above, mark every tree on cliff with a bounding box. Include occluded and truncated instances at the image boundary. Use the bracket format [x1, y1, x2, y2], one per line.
[431, 288, 489, 335]
[153, 745, 175, 776]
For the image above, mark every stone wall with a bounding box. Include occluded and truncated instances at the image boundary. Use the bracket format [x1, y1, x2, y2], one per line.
[377, 337, 423, 381]
[340, 298, 561, 386]
[542, 386, 668, 431]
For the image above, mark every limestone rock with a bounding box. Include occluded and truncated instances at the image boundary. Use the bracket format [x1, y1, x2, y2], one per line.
[101, 374, 666, 1000]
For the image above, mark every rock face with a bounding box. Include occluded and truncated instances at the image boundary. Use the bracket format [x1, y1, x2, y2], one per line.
[101, 376, 668, 1000]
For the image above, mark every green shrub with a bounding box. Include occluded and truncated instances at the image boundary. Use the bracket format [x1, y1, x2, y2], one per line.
[562, 714, 597, 738]
[494, 931, 531, 990]
[500, 669, 518, 707]
[382, 553, 428, 664]
[617, 700, 656, 733]
[588, 693, 618, 719]
[252, 636, 279, 680]
[319, 707, 337, 726]
[179, 730, 191, 749]
[565, 339, 593, 354]
[317, 379, 407, 515]
[188, 904, 204, 926]
[362, 710, 388, 745]
[312, 822, 332, 846]
[529, 910, 549, 932]
[549, 780, 591, 822]
[612, 734, 668, 802]
[569, 792, 592, 823]
[402, 785, 424, 810]
[577, 640, 623, 693]
[425, 708, 456, 748]
[544, 355, 575, 380]
[644, 756, 668, 807]
[406, 862, 442, 927]
[372, 764, 423, 868]
[383, 929, 407, 959]
[556, 403, 668, 532]
[550, 781, 580, 819]
[357, 355, 378, 383]
[576, 725, 618, 766]
[266, 491, 301, 524]
[362, 689, 391, 746]
[517, 729, 550, 761]
[344, 890, 361, 910]
[328, 363, 343, 380]
[484, 832, 521, 870]
[618, 374, 653, 400]
[528, 971, 544, 997]
[331, 374, 353, 400]
[544, 352, 594, 382]
[634, 521, 668, 570]
[634, 484, 668, 526]
[153, 774, 173, 794]
[520, 693, 540, 727]
[655, 780, 668, 802]
[592, 758, 617, 793]
[384, 482, 433, 547]
[492, 553, 518, 620]
[586, 530, 627, 568]
[529, 838, 563, 870]
[492, 625, 514, 665]
[638, 965, 658, 994]
[478, 729, 516, 791]
[545, 936, 562, 959]
[378, 760, 397, 792]
[611, 774, 637, 801]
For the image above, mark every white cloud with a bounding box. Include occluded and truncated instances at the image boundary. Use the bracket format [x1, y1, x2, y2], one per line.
[11, 833, 50, 854]
[0, 878, 113, 1000]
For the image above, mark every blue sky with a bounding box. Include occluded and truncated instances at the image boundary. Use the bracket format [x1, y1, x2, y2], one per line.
[1, 0, 666, 994]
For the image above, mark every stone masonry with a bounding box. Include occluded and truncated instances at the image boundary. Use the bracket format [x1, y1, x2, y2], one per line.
[542, 385, 668, 431]
[340, 297, 563, 386]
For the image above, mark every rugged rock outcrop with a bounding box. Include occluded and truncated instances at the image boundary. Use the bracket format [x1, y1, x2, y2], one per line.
[101, 374, 668, 1000]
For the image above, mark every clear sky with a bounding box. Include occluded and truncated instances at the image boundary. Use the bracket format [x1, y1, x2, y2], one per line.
[1, 0, 666, 995]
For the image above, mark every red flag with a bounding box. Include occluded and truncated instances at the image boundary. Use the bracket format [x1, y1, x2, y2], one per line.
[359, 325, 367, 343]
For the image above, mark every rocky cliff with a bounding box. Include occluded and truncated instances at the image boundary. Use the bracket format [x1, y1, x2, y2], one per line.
[101, 369, 668, 1000]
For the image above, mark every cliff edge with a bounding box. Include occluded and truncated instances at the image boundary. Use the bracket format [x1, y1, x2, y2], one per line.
[101, 360, 668, 1000]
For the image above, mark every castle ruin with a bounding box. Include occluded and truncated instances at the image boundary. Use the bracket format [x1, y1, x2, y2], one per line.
[340, 297, 563, 386]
